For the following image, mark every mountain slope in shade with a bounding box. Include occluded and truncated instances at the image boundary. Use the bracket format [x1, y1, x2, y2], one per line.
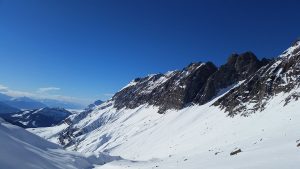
[0, 107, 72, 128]
[0, 93, 12, 101]
[0, 102, 20, 114]
[29, 41, 300, 169]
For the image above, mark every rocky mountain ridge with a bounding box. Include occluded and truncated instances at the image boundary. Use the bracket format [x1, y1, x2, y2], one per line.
[113, 51, 270, 113]
[214, 40, 300, 116]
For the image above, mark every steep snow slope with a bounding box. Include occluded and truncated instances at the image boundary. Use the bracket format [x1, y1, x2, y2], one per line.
[30, 87, 300, 169]
[95, 91, 300, 169]
[0, 118, 92, 169]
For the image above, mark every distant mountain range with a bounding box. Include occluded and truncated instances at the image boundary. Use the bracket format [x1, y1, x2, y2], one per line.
[87, 99, 104, 110]
[0, 92, 103, 128]
[0, 107, 72, 128]
[40, 99, 84, 109]
[0, 93, 12, 101]
[4, 97, 47, 110]
[0, 102, 20, 114]
[0, 93, 85, 113]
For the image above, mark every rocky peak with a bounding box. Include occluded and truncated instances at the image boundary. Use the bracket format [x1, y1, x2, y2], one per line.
[279, 39, 300, 59]
[110, 40, 299, 115]
[194, 52, 268, 105]
[234, 52, 260, 77]
[112, 52, 268, 113]
[214, 41, 300, 116]
[113, 62, 217, 113]
[226, 53, 239, 65]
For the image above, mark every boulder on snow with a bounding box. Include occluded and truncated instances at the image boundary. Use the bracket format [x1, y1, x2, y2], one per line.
[230, 148, 242, 156]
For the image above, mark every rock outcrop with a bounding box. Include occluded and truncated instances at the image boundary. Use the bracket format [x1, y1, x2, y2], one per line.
[194, 52, 269, 104]
[113, 62, 218, 113]
[112, 52, 269, 113]
[214, 40, 300, 116]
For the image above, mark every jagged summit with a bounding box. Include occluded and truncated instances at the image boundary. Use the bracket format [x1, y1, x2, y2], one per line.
[110, 40, 300, 115]
[279, 39, 300, 59]
[113, 61, 218, 113]
[111, 39, 300, 115]
[194, 52, 268, 105]
[112, 51, 269, 113]
[214, 40, 300, 116]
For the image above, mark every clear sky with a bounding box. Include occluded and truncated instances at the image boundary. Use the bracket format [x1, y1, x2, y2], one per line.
[0, 0, 299, 104]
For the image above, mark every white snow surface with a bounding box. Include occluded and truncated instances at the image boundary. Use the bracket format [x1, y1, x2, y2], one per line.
[1, 118, 126, 169]
[0, 118, 92, 169]
[30, 87, 300, 169]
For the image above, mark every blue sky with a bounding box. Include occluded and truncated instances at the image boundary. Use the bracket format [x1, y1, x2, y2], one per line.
[0, 0, 299, 104]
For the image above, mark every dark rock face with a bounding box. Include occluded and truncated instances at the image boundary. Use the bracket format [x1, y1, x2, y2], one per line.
[113, 62, 218, 113]
[230, 149, 242, 156]
[112, 52, 269, 113]
[214, 40, 300, 116]
[194, 52, 269, 104]
[112, 40, 299, 115]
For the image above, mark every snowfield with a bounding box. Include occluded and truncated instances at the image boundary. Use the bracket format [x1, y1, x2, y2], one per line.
[0, 118, 126, 169]
[30, 87, 300, 169]
[0, 118, 92, 169]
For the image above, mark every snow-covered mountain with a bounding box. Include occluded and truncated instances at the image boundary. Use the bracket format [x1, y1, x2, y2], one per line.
[29, 40, 300, 168]
[0, 107, 72, 128]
